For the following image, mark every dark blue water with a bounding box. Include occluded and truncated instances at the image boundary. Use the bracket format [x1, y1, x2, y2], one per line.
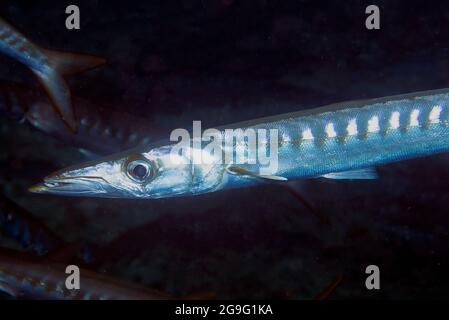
[1, 0, 449, 299]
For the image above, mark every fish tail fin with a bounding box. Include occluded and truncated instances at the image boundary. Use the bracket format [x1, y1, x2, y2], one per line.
[32, 50, 105, 132]
[42, 49, 106, 76]
[32, 68, 76, 131]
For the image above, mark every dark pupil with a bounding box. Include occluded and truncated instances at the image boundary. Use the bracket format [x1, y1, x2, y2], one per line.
[132, 164, 147, 179]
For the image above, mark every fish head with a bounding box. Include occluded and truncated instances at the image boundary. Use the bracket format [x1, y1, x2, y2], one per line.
[29, 142, 227, 199]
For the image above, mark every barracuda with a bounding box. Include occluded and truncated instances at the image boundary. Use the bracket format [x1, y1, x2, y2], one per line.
[30, 88, 449, 198]
[0, 194, 64, 256]
[0, 84, 162, 155]
[0, 249, 171, 300]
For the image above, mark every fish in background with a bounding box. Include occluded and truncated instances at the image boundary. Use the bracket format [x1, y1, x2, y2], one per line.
[0, 84, 165, 155]
[0, 83, 33, 120]
[0, 16, 105, 131]
[0, 248, 172, 300]
[0, 183, 94, 264]
[0, 195, 171, 299]
[25, 96, 166, 156]
[0, 194, 64, 256]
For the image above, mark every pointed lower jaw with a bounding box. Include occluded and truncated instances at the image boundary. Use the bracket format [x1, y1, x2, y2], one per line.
[28, 183, 51, 194]
[28, 177, 107, 196]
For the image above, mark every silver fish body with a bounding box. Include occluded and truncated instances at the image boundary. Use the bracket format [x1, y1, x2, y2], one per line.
[0, 18, 48, 72]
[30, 88, 449, 198]
[230, 88, 449, 181]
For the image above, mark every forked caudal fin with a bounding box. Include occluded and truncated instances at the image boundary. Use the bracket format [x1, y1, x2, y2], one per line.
[32, 49, 105, 132]
[42, 49, 106, 76]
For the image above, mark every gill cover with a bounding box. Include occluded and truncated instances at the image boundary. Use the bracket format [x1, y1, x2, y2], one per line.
[30, 144, 227, 199]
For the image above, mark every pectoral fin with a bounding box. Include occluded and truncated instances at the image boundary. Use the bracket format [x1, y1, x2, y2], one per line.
[321, 167, 378, 180]
[227, 166, 288, 181]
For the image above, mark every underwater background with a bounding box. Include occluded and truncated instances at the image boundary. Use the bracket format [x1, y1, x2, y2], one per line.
[1, 0, 449, 298]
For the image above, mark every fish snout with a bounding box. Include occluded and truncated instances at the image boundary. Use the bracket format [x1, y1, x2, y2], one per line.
[29, 172, 109, 196]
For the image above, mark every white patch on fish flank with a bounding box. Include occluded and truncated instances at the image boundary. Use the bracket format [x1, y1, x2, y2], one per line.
[367, 115, 380, 133]
[347, 118, 358, 136]
[429, 105, 442, 124]
[302, 128, 314, 140]
[325, 122, 337, 138]
[389, 111, 400, 130]
[258, 103, 446, 148]
[410, 109, 420, 127]
[281, 132, 291, 143]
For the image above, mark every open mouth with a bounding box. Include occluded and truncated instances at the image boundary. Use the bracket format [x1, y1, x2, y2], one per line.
[29, 176, 108, 195]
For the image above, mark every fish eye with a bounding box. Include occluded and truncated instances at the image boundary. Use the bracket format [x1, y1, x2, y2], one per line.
[126, 159, 153, 183]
